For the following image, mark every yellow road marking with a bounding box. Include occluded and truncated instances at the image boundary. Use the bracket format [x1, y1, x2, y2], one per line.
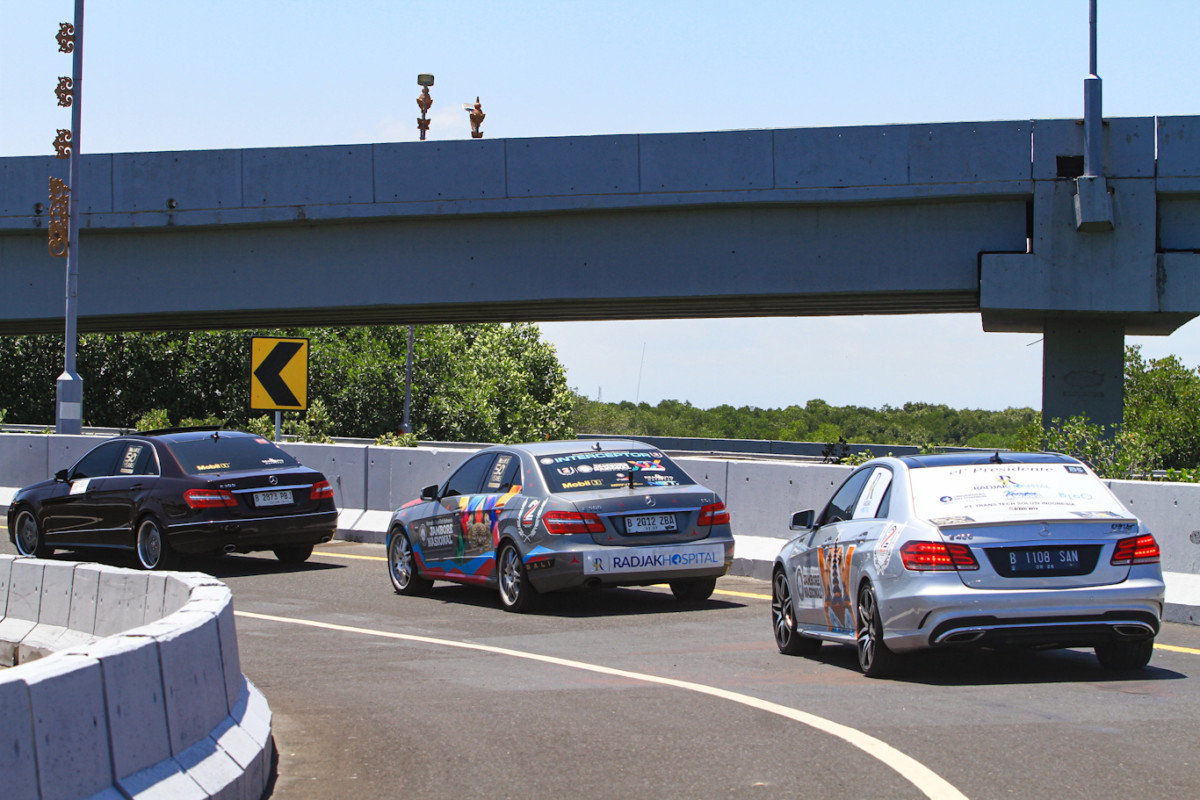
[314, 550, 384, 562]
[235, 609, 968, 800]
[1155, 642, 1200, 655]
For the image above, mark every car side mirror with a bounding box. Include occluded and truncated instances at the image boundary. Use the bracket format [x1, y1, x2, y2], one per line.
[789, 509, 815, 531]
[55, 468, 69, 483]
[420, 484, 439, 501]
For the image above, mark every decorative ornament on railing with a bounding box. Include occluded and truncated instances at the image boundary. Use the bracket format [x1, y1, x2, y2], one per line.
[417, 86, 433, 140]
[57, 22, 75, 53]
[48, 177, 70, 258]
[53, 129, 72, 159]
[55, 76, 74, 107]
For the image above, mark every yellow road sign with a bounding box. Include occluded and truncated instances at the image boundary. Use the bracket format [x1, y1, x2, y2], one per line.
[251, 336, 308, 411]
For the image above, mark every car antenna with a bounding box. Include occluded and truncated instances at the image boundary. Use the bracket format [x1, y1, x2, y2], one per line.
[211, 430, 220, 440]
[990, 451, 1003, 463]
[593, 440, 602, 451]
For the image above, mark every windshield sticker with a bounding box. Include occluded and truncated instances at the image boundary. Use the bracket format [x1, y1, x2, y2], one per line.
[561, 479, 605, 490]
[119, 445, 144, 475]
[854, 468, 893, 519]
[261, 457, 285, 466]
[194, 462, 231, 472]
[486, 455, 512, 490]
[910, 463, 1129, 524]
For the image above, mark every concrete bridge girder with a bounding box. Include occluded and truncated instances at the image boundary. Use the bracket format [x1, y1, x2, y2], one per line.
[2, 116, 1200, 428]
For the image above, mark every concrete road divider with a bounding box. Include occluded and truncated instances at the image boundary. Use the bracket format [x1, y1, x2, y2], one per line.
[2, 433, 1199, 622]
[0, 554, 273, 800]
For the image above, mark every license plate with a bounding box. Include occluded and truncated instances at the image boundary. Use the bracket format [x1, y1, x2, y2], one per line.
[254, 490, 293, 508]
[1001, 547, 1084, 576]
[624, 513, 677, 534]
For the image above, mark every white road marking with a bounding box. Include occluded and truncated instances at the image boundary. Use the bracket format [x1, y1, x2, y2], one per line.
[236, 609, 968, 799]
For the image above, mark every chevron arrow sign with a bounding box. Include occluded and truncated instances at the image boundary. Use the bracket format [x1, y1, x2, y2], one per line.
[250, 336, 309, 411]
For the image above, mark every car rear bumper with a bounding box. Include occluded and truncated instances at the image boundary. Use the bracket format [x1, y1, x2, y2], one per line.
[166, 510, 338, 554]
[526, 538, 734, 593]
[880, 576, 1165, 653]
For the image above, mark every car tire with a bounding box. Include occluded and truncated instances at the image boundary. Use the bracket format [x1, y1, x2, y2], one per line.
[772, 567, 821, 656]
[1095, 638, 1155, 670]
[497, 541, 539, 613]
[670, 577, 717, 603]
[388, 528, 432, 596]
[273, 544, 314, 564]
[136, 517, 178, 571]
[13, 508, 52, 558]
[856, 581, 898, 678]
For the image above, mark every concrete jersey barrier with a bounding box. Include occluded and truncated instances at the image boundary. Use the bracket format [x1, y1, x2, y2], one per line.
[1, 433, 1197, 623]
[0, 555, 273, 800]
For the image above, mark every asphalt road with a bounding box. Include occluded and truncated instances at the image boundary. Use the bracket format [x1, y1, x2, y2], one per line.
[6, 538, 1200, 799]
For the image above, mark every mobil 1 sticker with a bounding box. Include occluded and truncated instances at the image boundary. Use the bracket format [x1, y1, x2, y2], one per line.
[583, 543, 725, 575]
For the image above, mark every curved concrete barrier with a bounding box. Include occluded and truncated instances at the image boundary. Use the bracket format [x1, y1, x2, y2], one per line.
[0, 555, 273, 800]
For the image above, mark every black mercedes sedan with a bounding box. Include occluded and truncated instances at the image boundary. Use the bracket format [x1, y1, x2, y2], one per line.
[7, 428, 338, 569]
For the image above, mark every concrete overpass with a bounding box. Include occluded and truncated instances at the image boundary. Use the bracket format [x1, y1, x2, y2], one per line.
[2, 116, 1199, 425]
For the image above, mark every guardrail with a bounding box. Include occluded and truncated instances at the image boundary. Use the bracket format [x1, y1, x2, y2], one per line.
[0, 555, 272, 800]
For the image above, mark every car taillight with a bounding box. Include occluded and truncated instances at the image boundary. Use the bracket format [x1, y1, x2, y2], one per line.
[543, 510, 605, 535]
[899, 541, 979, 571]
[184, 488, 238, 509]
[1111, 534, 1160, 565]
[310, 480, 334, 500]
[698, 502, 730, 526]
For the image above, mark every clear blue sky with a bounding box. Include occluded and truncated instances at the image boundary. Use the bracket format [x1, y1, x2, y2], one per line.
[4, 1, 1199, 412]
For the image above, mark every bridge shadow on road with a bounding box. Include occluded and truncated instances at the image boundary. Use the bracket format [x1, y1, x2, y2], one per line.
[804, 642, 1187, 685]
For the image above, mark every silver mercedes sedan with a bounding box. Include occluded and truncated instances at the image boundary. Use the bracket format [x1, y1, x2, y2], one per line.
[771, 452, 1164, 677]
[386, 439, 735, 612]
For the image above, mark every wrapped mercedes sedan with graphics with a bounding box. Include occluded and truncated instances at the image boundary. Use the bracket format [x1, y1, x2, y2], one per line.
[771, 452, 1165, 676]
[386, 440, 734, 611]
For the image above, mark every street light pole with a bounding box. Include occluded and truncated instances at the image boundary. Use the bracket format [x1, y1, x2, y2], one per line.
[402, 74, 435, 435]
[53, 0, 85, 435]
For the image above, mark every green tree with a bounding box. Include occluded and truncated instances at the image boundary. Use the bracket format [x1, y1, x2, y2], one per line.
[1124, 345, 1200, 470]
[0, 324, 573, 443]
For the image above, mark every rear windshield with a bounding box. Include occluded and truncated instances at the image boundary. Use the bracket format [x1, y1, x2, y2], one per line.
[909, 462, 1132, 526]
[167, 436, 299, 475]
[538, 449, 696, 493]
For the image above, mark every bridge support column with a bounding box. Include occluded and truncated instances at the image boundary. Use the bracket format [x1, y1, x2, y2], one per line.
[1041, 318, 1124, 430]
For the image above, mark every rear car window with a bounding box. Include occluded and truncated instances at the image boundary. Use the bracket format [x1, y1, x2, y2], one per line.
[167, 436, 299, 475]
[909, 462, 1132, 526]
[538, 449, 696, 493]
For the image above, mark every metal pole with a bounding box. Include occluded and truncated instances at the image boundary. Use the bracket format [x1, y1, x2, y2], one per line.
[402, 324, 413, 434]
[1083, 0, 1102, 178]
[56, 0, 85, 435]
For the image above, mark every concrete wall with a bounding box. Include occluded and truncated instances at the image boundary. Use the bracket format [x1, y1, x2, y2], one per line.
[7, 433, 1200, 561]
[0, 555, 273, 800]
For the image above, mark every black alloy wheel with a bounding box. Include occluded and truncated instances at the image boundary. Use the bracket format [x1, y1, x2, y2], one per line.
[772, 568, 820, 656]
[856, 582, 898, 678]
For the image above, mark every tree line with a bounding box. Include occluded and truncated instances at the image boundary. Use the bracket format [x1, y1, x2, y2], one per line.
[2, 329, 1197, 481]
[0, 324, 574, 444]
